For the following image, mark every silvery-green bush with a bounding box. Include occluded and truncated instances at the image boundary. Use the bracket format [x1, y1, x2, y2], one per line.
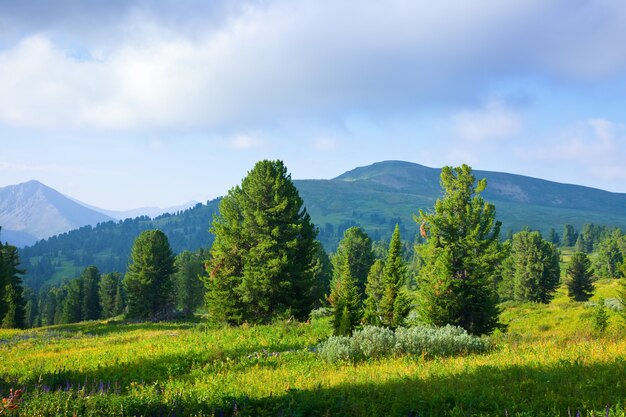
[352, 326, 396, 359]
[603, 298, 624, 312]
[318, 325, 489, 363]
[395, 325, 487, 357]
[317, 335, 361, 362]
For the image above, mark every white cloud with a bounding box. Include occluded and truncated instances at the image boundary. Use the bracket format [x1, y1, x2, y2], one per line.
[1, 1, 626, 131]
[228, 133, 264, 150]
[453, 101, 522, 141]
[312, 137, 338, 151]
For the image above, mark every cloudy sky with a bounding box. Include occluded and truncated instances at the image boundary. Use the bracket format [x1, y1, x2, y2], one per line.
[1, 0, 626, 210]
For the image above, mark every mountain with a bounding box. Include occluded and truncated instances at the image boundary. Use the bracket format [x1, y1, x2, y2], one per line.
[0, 180, 115, 246]
[296, 161, 626, 247]
[82, 200, 201, 220]
[15, 161, 626, 290]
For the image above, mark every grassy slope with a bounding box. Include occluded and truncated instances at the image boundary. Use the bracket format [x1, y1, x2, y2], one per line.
[1, 281, 625, 416]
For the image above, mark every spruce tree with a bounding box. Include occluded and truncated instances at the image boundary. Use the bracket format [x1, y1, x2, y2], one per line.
[81, 266, 101, 321]
[99, 272, 121, 319]
[499, 231, 560, 303]
[567, 252, 595, 301]
[309, 241, 333, 309]
[173, 250, 206, 315]
[61, 278, 83, 324]
[328, 227, 374, 307]
[124, 230, 176, 319]
[416, 165, 503, 335]
[113, 281, 126, 316]
[205, 160, 318, 324]
[379, 224, 410, 327]
[0, 239, 26, 329]
[362, 260, 385, 326]
[562, 224, 577, 247]
[332, 256, 361, 336]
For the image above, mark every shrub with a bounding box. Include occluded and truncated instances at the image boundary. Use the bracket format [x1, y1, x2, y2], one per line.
[603, 298, 624, 312]
[317, 335, 360, 362]
[395, 325, 488, 357]
[318, 324, 489, 363]
[352, 326, 396, 359]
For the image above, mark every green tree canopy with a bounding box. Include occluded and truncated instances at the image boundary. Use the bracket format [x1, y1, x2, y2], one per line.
[379, 224, 410, 327]
[415, 165, 503, 335]
[0, 233, 26, 329]
[205, 160, 319, 324]
[499, 230, 560, 303]
[174, 250, 207, 315]
[566, 252, 594, 301]
[124, 230, 176, 319]
[594, 231, 624, 279]
[99, 272, 123, 319]
[328, 227, 374, 307]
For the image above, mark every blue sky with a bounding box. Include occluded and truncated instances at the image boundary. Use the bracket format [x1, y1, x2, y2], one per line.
[1, 0, 626, 210]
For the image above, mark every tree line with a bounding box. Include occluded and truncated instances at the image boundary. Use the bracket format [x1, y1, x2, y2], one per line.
[3, 160, 626, 333]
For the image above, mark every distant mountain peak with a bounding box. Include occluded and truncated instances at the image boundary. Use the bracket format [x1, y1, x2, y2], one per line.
[0, 180, 115, 247]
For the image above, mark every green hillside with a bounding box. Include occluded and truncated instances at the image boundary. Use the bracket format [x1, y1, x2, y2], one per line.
[1, 280, 625, 416]
[298, 161, 626, 248]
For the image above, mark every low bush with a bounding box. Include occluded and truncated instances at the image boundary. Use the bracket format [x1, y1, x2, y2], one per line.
[317, 324, 489, 363]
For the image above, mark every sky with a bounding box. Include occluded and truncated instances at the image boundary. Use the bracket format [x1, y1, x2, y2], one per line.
[1, 0, 626, 210]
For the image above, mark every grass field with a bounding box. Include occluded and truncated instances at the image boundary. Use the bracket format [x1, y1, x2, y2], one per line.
[1, 281, 625, 416]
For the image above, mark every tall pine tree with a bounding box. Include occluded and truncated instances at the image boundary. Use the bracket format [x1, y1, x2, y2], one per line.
[124, 230, 176, 319]
[328, 227, 374, 307]
[0, 233, 26, 329]
[567, 252, 595, 301]
[416, 165, 503, 335]
[378, 225, 410, 327]
[332, 256, 362, 335]
[99, 272, 122, 319]
[205, 160, 319, 324]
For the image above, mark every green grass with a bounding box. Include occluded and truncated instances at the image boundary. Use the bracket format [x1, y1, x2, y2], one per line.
[2, 281, 626, 416]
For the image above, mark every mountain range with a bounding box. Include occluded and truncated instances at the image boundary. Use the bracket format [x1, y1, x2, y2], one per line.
[4, 161, 626, 289]
[0, 180, 198, 247]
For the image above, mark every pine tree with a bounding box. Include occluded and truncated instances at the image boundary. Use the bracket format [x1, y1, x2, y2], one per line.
[124, 230, 176, 319]
[548, 228, 560, 246]
[205, 160, 318, 324]
[173, 250, 206, 315]
[99, 272, 121, 319]
[81, 266, 101, 321]
[379, 224, 410, 327]
[61, 278, 83, 324]
[594, 233, 623, 278]
[499, 231, 560, 303]
[309, 241, 333, 309]
[113, 281, 126, 316]
[22, 287, 38, 328]
[328, 227, 374, 307]
[566, 252, 594, 301]
[0, 238, 26, 329]
[562, 224, 577, 247]
[416, 165, 503, 335]
[332, 256, 361, 335]
[362, 260, 385, 326]
[574, 234, 586, 253]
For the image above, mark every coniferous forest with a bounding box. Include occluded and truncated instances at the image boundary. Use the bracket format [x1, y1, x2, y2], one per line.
[2, 160, 626, 416]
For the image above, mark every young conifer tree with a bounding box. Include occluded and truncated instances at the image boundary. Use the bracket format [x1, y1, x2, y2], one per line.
[332, 256, 361, 336]
[124, 230, 176, 319]
[416, 165, 503, 335]
[566, 252, 595, 301]
[379, 224, 411, 327]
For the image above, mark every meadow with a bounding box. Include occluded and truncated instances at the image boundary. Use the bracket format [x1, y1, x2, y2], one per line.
[1, 280, 625, 417]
